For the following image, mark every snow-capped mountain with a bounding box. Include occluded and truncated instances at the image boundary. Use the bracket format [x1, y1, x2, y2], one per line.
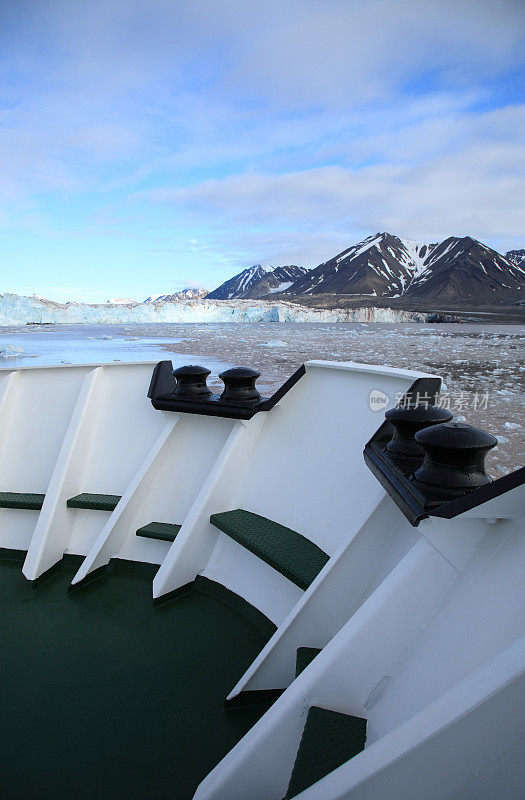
[287, 233, 435, 298]
[144, 288, 208, 302]
[505, 249, 525, 268]
[405, 238, 524, 301]
[285, 233, 524, 303]
[207, 265, 308, 300]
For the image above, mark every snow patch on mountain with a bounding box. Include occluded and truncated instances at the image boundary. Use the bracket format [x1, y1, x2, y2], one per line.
[266, 282, 294, 294]
[397, 238, 435, 277]
[336, 233, 383, 263]
[505, 249, 525, 268]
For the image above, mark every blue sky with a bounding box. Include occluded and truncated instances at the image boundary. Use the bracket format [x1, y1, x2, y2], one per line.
[1, 0, 524, 302]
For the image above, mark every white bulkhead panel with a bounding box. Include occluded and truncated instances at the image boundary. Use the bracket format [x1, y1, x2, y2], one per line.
[0, 365, 96, 551]
[156, 361, 440, 625]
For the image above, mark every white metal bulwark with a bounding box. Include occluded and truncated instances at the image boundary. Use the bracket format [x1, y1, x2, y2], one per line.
[0, 359, 522, 800]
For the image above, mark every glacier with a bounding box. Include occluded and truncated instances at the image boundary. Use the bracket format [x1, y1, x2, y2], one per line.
[0, 292, 425, 326]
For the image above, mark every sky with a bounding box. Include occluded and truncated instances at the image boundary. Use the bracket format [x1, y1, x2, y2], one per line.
[0, 0, 524, 302]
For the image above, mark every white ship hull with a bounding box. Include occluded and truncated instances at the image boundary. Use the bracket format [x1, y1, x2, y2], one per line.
[0, 359, 522, 799]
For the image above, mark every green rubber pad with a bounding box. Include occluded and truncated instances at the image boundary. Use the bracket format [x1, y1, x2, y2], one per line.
[0, 560, 270, 800]
[209, 509, 329, 590]
[285, 707, 367, 798]
[67, 493, 121, 511]
[136, 522, 182, 542]
[0, 492, 45, 510]
[295, 647, 322, 677]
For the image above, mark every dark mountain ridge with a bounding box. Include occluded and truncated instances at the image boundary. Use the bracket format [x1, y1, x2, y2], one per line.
[505, 249, 525, 268]
[281, 233, 524, 304]
[207, 264, 308, 300]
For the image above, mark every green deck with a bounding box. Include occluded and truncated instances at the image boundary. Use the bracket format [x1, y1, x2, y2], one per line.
[295, 647, 322, 677]
[0, 492, 45, 510]
[285, 706, 367, 798]
[136, 521, 182, 542]
[209, 509, 329, 590]
[67, 493, 122, 511]
[0, 554, 270, 800]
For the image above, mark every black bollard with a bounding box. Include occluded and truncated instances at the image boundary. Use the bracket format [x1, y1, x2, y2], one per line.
[172, 365, 212, 399]
[385, 404, 453, 471]
[412, 421, 497, 502]
[219, 367, 261, 405]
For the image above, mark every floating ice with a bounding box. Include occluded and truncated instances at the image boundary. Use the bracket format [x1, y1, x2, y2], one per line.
[0, 344, 25, 358]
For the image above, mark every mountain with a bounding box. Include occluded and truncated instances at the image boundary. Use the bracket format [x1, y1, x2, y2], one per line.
[404, 238, 524, 301]
[144, 288, 208, 302]
[505, 249, 525, 268]
[285, 233, 524, 303]
[286, 233, 435, 298]
[207, 265, 308, 300]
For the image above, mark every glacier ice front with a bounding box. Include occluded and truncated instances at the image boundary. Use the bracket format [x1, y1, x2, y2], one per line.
[0, 293, 424, 325]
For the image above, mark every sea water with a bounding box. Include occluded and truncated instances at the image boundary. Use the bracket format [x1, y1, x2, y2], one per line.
[0, 321, 523, 476]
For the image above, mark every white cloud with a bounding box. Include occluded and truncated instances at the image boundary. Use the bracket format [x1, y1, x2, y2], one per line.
[0, 0, 523, 277]
[140, 103, 525, 261]
[4, 0, 522, 104]
[224, 0, 524, 108]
